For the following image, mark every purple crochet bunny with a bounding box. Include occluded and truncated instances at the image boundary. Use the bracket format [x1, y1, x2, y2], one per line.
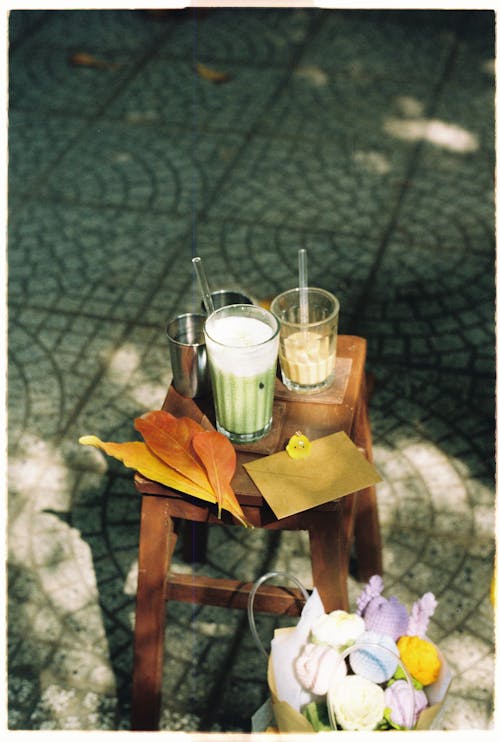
[357, 576, 438, 642]
[356, 576, 409, 641]
[407, 592, 438, 637]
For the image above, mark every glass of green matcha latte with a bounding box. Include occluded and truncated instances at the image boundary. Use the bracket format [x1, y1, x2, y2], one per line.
[204, 304, 280, 444]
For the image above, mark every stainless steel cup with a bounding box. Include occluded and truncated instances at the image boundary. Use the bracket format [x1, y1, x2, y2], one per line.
[202, 289, 253, 312]
[166, 313, 210, 398]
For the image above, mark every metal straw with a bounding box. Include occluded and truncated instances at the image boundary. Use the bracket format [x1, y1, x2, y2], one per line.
[192, 256, 215, 315]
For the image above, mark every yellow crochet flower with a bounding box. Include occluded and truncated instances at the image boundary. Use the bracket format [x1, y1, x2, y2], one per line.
[397, 635, 441, 686]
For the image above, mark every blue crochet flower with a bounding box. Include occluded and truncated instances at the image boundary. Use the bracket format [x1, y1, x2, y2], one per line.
[349, 631, 400, 684]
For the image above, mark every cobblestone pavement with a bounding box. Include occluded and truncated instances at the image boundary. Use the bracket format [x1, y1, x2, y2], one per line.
[6, 6, 496, 733]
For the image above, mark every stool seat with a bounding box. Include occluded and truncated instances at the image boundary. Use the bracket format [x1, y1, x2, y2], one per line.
[131, 335, 382, 731]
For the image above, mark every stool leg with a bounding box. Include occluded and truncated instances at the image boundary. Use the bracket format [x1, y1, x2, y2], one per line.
[354, 484, 382, 581]
[308, 511, 349, 612]
[352, 376, 383, 581]
[182, 521, 209, 563]
[131, 495, 177, 731]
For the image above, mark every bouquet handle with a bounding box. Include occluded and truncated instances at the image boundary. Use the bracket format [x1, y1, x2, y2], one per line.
[247, 571, 310, 657]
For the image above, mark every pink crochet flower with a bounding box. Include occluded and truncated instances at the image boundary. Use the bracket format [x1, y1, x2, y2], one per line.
[295, 642, 347, 696]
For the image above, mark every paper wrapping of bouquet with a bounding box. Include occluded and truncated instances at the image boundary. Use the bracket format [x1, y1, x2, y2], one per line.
[251, 627, 452, 733]
[266, 633, 314, 733]
[415, 644, 452, 730]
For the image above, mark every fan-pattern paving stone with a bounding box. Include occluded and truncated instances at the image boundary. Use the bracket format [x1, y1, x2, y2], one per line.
[7, 7, 495, 733]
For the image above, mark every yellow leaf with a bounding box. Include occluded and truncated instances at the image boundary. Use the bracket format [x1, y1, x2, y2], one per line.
[79, 435, 216, 503]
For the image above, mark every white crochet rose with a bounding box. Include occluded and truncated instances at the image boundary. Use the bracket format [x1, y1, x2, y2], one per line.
[311, 610, 365, 650]
[328, 674, 385, 731]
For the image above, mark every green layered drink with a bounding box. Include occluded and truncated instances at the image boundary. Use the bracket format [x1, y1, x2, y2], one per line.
[204, 304, 280, 444]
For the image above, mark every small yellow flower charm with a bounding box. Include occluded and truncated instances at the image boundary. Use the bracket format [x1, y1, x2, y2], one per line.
[286, 431, 311, 460]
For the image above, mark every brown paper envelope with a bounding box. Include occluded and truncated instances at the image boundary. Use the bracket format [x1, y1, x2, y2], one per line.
[244, 430, 382, 520]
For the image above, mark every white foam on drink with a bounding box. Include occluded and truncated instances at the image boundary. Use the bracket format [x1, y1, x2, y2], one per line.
[206, 315, 278, 376]
[209, 316, 273, 346]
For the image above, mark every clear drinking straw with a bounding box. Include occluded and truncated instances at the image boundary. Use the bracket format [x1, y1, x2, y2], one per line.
[298, 248, 309, 325]
[192, 256, 215, 315]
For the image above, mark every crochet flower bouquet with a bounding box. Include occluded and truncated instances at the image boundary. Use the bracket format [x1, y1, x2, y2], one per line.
[252, 576, 451, 732]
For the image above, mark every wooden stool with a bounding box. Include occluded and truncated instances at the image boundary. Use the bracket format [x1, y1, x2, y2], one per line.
[131, 335, 382, 730]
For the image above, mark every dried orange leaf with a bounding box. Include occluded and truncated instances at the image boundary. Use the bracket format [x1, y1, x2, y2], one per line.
[79, 435, 216, 502]
[177, 415, 206, 449]
[69, 52, 119, 70]
[136, 412, 250, 525]
[191, 430, 236, 518]
[192, 431, 251, 527]
[195, 61, 232, 84]
[134, 410, 211, 492]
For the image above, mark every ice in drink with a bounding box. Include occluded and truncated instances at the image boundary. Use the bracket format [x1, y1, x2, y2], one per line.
[204, 305, 280, 443]
[281, 330, 335, 386]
